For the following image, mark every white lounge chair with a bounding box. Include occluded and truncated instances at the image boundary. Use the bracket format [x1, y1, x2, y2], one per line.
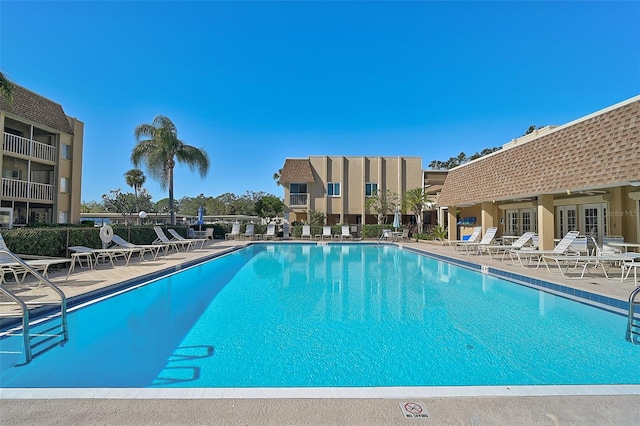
[449, 226, 482, 248]
[225, 222, 241, 240]
[341, 225, 352, 241]
[321, 226, 333, 241]
[66, 245, 140, 280]
[168, 229, 207, 249]
[241, 224, 255, 241]
[264, 224, 276, 240]
[0, 234, 72, 283]
[111, 234, 164, 260]
[456, 227, 498, 253]
[301, 225, 312, 240]
[153, 226, 192, 252]
[480, 232, 536, 260]
[513, 230, 580, 268]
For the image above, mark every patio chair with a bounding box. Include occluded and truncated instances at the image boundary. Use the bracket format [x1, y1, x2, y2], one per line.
[399, 228, 410, 242]
[512, 230, 580, 268]
[264, 224, 276, 240]
[479, 231, 535, 260]
[0, 234, 72, 283]
[168, 229, 207, 249]
[321, 226, 333, 241]
[204, 227, 214, 241]
[241, 224, 255, 241]
[225, 222, 241, 240]
[300, 225, 312, 240]
[111, 234, 164, 260]
[153, 226, 192, 253]
[341, 225, 352, 241]
[456, 227, 498, 253]
[448, 226, 482, 247]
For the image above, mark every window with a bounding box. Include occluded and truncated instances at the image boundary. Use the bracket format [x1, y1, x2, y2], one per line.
[60, 177, 70, 193]
[365, 183, 378, 197]
[289, 183, 307, 194]
[327, 182, 340, 197]
[62, 144, 72, 160]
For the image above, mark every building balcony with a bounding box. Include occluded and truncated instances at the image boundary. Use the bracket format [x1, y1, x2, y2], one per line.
[3, 132, 57, 164]
[289, 193, 308, 207]
[1, 178, 54, 202]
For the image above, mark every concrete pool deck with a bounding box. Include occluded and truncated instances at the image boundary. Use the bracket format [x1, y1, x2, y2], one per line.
[1, 238, 639, 425]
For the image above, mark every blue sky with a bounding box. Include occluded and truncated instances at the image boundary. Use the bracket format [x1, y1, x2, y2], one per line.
[1, 1, 639, 204]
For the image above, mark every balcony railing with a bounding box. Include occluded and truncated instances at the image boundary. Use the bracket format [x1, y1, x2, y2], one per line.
[2, 178, 54, 202]
[3, 133, 57, 163]
[289, 193, 308, 207]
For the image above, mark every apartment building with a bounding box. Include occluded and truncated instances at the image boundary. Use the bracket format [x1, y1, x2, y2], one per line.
[437, 95, 640, 248]
[279, 156, 423, 225]
[0, 83, 84, 227]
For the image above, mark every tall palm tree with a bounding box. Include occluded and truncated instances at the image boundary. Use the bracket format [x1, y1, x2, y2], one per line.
[402, 187, 435, 235]
[124, 168, 146, 198]
[131, 115, 210, 225]
[273, 168, 283, 187]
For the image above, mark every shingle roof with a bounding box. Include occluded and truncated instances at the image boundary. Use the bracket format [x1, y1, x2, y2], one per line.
[279, 158, 315, 183]
[0, 83, 74, 134]
[438, 97, 640, 207]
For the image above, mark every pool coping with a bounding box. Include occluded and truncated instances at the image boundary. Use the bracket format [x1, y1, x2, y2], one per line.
[2, 384, 640, 399]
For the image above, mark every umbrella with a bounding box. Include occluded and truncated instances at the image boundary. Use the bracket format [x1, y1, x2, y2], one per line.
[197, 206, 204, 231]
[392, 207, 400, 231]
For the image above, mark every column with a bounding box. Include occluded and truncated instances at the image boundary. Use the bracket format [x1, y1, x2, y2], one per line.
[537, 194, 555, 250]
[447, 207, 458, 241]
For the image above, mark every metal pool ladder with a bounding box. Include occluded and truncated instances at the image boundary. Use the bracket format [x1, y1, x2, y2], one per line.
[0, 250, 68, 366]
[626, 286, 640, 344]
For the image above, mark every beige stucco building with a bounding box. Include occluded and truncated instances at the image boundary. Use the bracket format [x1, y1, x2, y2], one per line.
[437, 95, 640, 249]
[0, 83, 84, 227]
[279, 156, 423, 225]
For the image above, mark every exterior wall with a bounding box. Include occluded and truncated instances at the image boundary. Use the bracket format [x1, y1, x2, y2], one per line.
[296, 156, 422, 225]
[0, 108, 83, 226]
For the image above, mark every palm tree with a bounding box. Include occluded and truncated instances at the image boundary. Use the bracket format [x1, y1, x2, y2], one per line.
[131, 115, 210, 225]
[0, 71, 14, 104]
[124, 168, 146, 198]
[402, 187, 435, 236]
[273, 168, 283, 187]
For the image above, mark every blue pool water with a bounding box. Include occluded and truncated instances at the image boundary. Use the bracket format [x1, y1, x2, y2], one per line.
[1, 243, 639, 388]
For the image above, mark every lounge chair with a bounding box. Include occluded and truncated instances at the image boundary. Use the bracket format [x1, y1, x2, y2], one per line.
[543, 237, 640, 279]
[321, 226, 333, 241]
[512, 230, 580, 268]
[480, 232, 535, 260]
[399, 228, 410, 242]
[225, 223, 241, 240]
[448, 226, 482, 247]
[622, 259, 640, 287]
[264, 224, 276, 240]
[111, 234, 164, 260]
[341, 225, 352, 241]
[300, 225, 312, 240]
[168, 229, 207, 249]
[66, 245, 140, 280]
[456, 227, 498, 253]
[0, 234, 72, 283]
[153, 226, 192, 252]
[241, 224, 255, 241]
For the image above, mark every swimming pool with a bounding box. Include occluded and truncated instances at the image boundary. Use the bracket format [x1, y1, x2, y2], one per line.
[1, 243, 639, 389]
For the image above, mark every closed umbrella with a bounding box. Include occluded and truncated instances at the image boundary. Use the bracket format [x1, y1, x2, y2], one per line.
[197, 206, 204, 231]
[393, 207, 400, 231]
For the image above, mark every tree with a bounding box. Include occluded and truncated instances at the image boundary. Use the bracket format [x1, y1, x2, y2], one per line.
[365, 189, 400, 224]
[402, 187, 435, 235]
[254, 195, 284, 221]
[273, 168, 283, 187]
[102, 188, 153, 225]
[124, 169, 146, 198]
[0, 71, 13, 104]
[81, 200, 106, 213]
[131, 115, 210, 225]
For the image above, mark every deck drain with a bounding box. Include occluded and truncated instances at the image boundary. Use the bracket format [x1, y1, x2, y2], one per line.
[399, 401, 430, 418]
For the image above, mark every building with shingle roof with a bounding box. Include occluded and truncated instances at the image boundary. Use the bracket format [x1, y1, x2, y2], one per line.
[1, 82, 84, 226]
[437, 95, 640, 249]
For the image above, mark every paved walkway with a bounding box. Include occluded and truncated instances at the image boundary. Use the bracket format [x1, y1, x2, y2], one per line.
[1, 238, 639, 425]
